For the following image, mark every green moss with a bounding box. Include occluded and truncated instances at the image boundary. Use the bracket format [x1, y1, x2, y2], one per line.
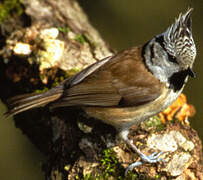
[75, 34, 86, 44]
[64, 164, 71, 172]
[70, 67, 81, 73]
[51, 68, 81, 87]
[80, 148, 143, 179]
[154, 174, 161, 179]
[144, 116, 165, 132]
[83, 174, 94, 180]
[64, 148, 162, 180]
[99, 149, 126, 179]
[57, 26, 70, 33]
[22, 66, 81, 95]
[34, 88, 49, 94]
[83, 33, 99, 48]
[124, 171, 138, 180]
[0, 0, 23, 22]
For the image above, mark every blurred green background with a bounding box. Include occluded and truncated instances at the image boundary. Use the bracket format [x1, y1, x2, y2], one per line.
[0, 0, 202, 179]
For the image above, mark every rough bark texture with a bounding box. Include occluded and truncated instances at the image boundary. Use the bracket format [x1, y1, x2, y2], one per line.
[0, 0, 202, 179]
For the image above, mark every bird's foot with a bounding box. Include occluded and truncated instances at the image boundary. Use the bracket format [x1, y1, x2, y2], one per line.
[120, 130, 165, 175]
[140, 151, 165, 163]
[125, 151, 165, 175]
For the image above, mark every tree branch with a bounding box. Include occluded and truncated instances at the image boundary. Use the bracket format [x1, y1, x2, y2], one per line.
[0, 0, 202, 179]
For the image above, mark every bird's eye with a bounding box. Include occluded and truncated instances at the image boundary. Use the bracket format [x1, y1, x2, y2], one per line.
[167, 53, 178, 64]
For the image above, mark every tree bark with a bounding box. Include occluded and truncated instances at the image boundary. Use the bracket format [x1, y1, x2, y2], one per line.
[0, 0, 202, 179]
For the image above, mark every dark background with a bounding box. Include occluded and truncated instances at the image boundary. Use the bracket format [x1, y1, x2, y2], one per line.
[0, 1, 202, 179]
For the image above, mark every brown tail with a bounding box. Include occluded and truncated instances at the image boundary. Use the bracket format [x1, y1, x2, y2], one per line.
[5, 87, 63, 117]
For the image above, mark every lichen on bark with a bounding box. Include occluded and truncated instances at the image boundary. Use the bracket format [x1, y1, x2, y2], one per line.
[0, 0, 202, 180]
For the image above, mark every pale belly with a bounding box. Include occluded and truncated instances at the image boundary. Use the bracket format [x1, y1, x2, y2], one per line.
[84, 87, 182, 130]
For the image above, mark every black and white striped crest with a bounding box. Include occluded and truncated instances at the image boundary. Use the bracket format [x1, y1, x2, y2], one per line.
[163, 8, 196, 69]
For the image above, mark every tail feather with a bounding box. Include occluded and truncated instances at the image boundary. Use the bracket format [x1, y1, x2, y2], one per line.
[5, 89, 63, 117]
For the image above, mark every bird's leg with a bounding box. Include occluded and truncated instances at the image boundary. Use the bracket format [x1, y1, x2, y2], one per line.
[120, 129, 165, 175]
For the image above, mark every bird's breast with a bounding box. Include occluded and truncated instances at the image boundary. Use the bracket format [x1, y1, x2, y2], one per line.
[83, 86, 183, 130]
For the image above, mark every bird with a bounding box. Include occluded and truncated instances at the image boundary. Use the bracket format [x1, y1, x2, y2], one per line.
[5, 8, 196, 174]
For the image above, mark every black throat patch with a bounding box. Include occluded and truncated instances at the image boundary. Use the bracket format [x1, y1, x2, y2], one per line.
[169, 69, 191, 91]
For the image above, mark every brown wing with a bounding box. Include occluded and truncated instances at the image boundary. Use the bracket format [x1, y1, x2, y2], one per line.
[51, 47, 164, 108]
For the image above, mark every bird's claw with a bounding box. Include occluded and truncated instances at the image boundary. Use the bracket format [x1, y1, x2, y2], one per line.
[125, 151, 165, 176]
[141, 151, 164, 163]
[125, 161, 143, 176]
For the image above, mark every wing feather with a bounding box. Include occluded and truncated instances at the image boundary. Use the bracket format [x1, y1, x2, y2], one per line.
[51, 47, 164, 108]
